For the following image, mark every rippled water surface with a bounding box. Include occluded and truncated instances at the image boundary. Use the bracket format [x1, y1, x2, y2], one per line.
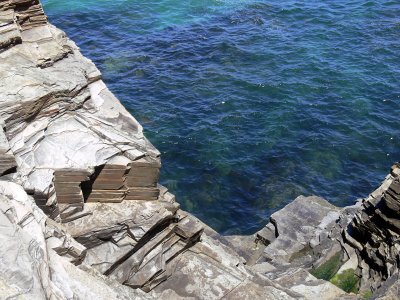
[43, 0, 400, 234]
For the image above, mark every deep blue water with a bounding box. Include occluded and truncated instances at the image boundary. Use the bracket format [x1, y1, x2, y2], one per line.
[43, 0, 400, 234]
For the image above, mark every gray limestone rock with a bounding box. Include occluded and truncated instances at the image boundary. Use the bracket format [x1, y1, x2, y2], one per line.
[344, 165, 400, 293]
[257, 195, 341, 266]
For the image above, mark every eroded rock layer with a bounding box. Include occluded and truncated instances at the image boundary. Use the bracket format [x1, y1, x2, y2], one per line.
[344, 164, 400, 293]
[234, 165, 400, 299]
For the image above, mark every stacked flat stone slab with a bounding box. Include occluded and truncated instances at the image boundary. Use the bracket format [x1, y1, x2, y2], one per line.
[0, 0, 71, 71]
[343, 164, 400, 291]
[0, 0, 47, 31]
[125, 157, 160, 201]
[87, 156, 130, 203]
[121, 216, 203, 291]
[158, 184, 175, 203]
[54, 169, 91, 222]
[84, 156, 160, 203]
[54, 169, 90, 205]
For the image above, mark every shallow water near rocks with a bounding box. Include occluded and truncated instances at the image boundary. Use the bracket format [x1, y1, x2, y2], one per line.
[43, 0, 400, 234]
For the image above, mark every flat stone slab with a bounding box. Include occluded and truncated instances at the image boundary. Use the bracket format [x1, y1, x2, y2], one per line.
[258, 195, 340, 264]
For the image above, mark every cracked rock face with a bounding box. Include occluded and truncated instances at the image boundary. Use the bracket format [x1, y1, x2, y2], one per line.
[0, 0, 163, 216]
[0, 180, 152, 300]
[344, 164, 400, 293]
[234, 165, 400, 299]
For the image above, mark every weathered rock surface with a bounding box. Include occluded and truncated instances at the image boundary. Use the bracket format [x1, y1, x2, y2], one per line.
[344, 165, 400, 296]
[236, 166, 400, 299]
[0, 180, 152, 300]
[256, 196, 341, 265]
[1, 0, 400, 299]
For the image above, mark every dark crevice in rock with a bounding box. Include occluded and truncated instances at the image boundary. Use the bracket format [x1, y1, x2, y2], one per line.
[103, 216, 177, 276]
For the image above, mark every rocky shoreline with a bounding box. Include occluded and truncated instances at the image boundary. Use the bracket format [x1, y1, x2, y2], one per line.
[0, 1, 399, 299]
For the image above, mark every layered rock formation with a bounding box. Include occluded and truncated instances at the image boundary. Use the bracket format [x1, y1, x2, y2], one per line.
[345, 165, 400, 295]
[1, 0, 400, 299]
[238, 166, 400, 299]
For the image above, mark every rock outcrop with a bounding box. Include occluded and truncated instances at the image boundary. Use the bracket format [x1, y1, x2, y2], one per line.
[1, 0, 400, 299]
[344, 164, 400, 295]
[231, 166, 400, 299]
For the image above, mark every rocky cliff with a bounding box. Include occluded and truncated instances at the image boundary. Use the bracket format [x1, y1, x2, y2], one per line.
[0, 1, 399, 299]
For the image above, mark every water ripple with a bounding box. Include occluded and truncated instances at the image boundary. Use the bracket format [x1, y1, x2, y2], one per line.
[43, 0, 400, 234]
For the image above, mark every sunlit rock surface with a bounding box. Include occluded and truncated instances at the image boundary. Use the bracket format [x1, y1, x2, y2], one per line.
[1, 0, 400, 299]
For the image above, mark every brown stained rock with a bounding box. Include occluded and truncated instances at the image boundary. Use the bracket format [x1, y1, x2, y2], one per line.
[54, 170, 91, 205]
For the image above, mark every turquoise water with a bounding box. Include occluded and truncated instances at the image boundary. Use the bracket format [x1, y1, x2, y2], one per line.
[43, 0, 400, 234]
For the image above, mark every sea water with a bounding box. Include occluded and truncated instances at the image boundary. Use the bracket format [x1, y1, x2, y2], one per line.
[43, 0, 400, 234]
